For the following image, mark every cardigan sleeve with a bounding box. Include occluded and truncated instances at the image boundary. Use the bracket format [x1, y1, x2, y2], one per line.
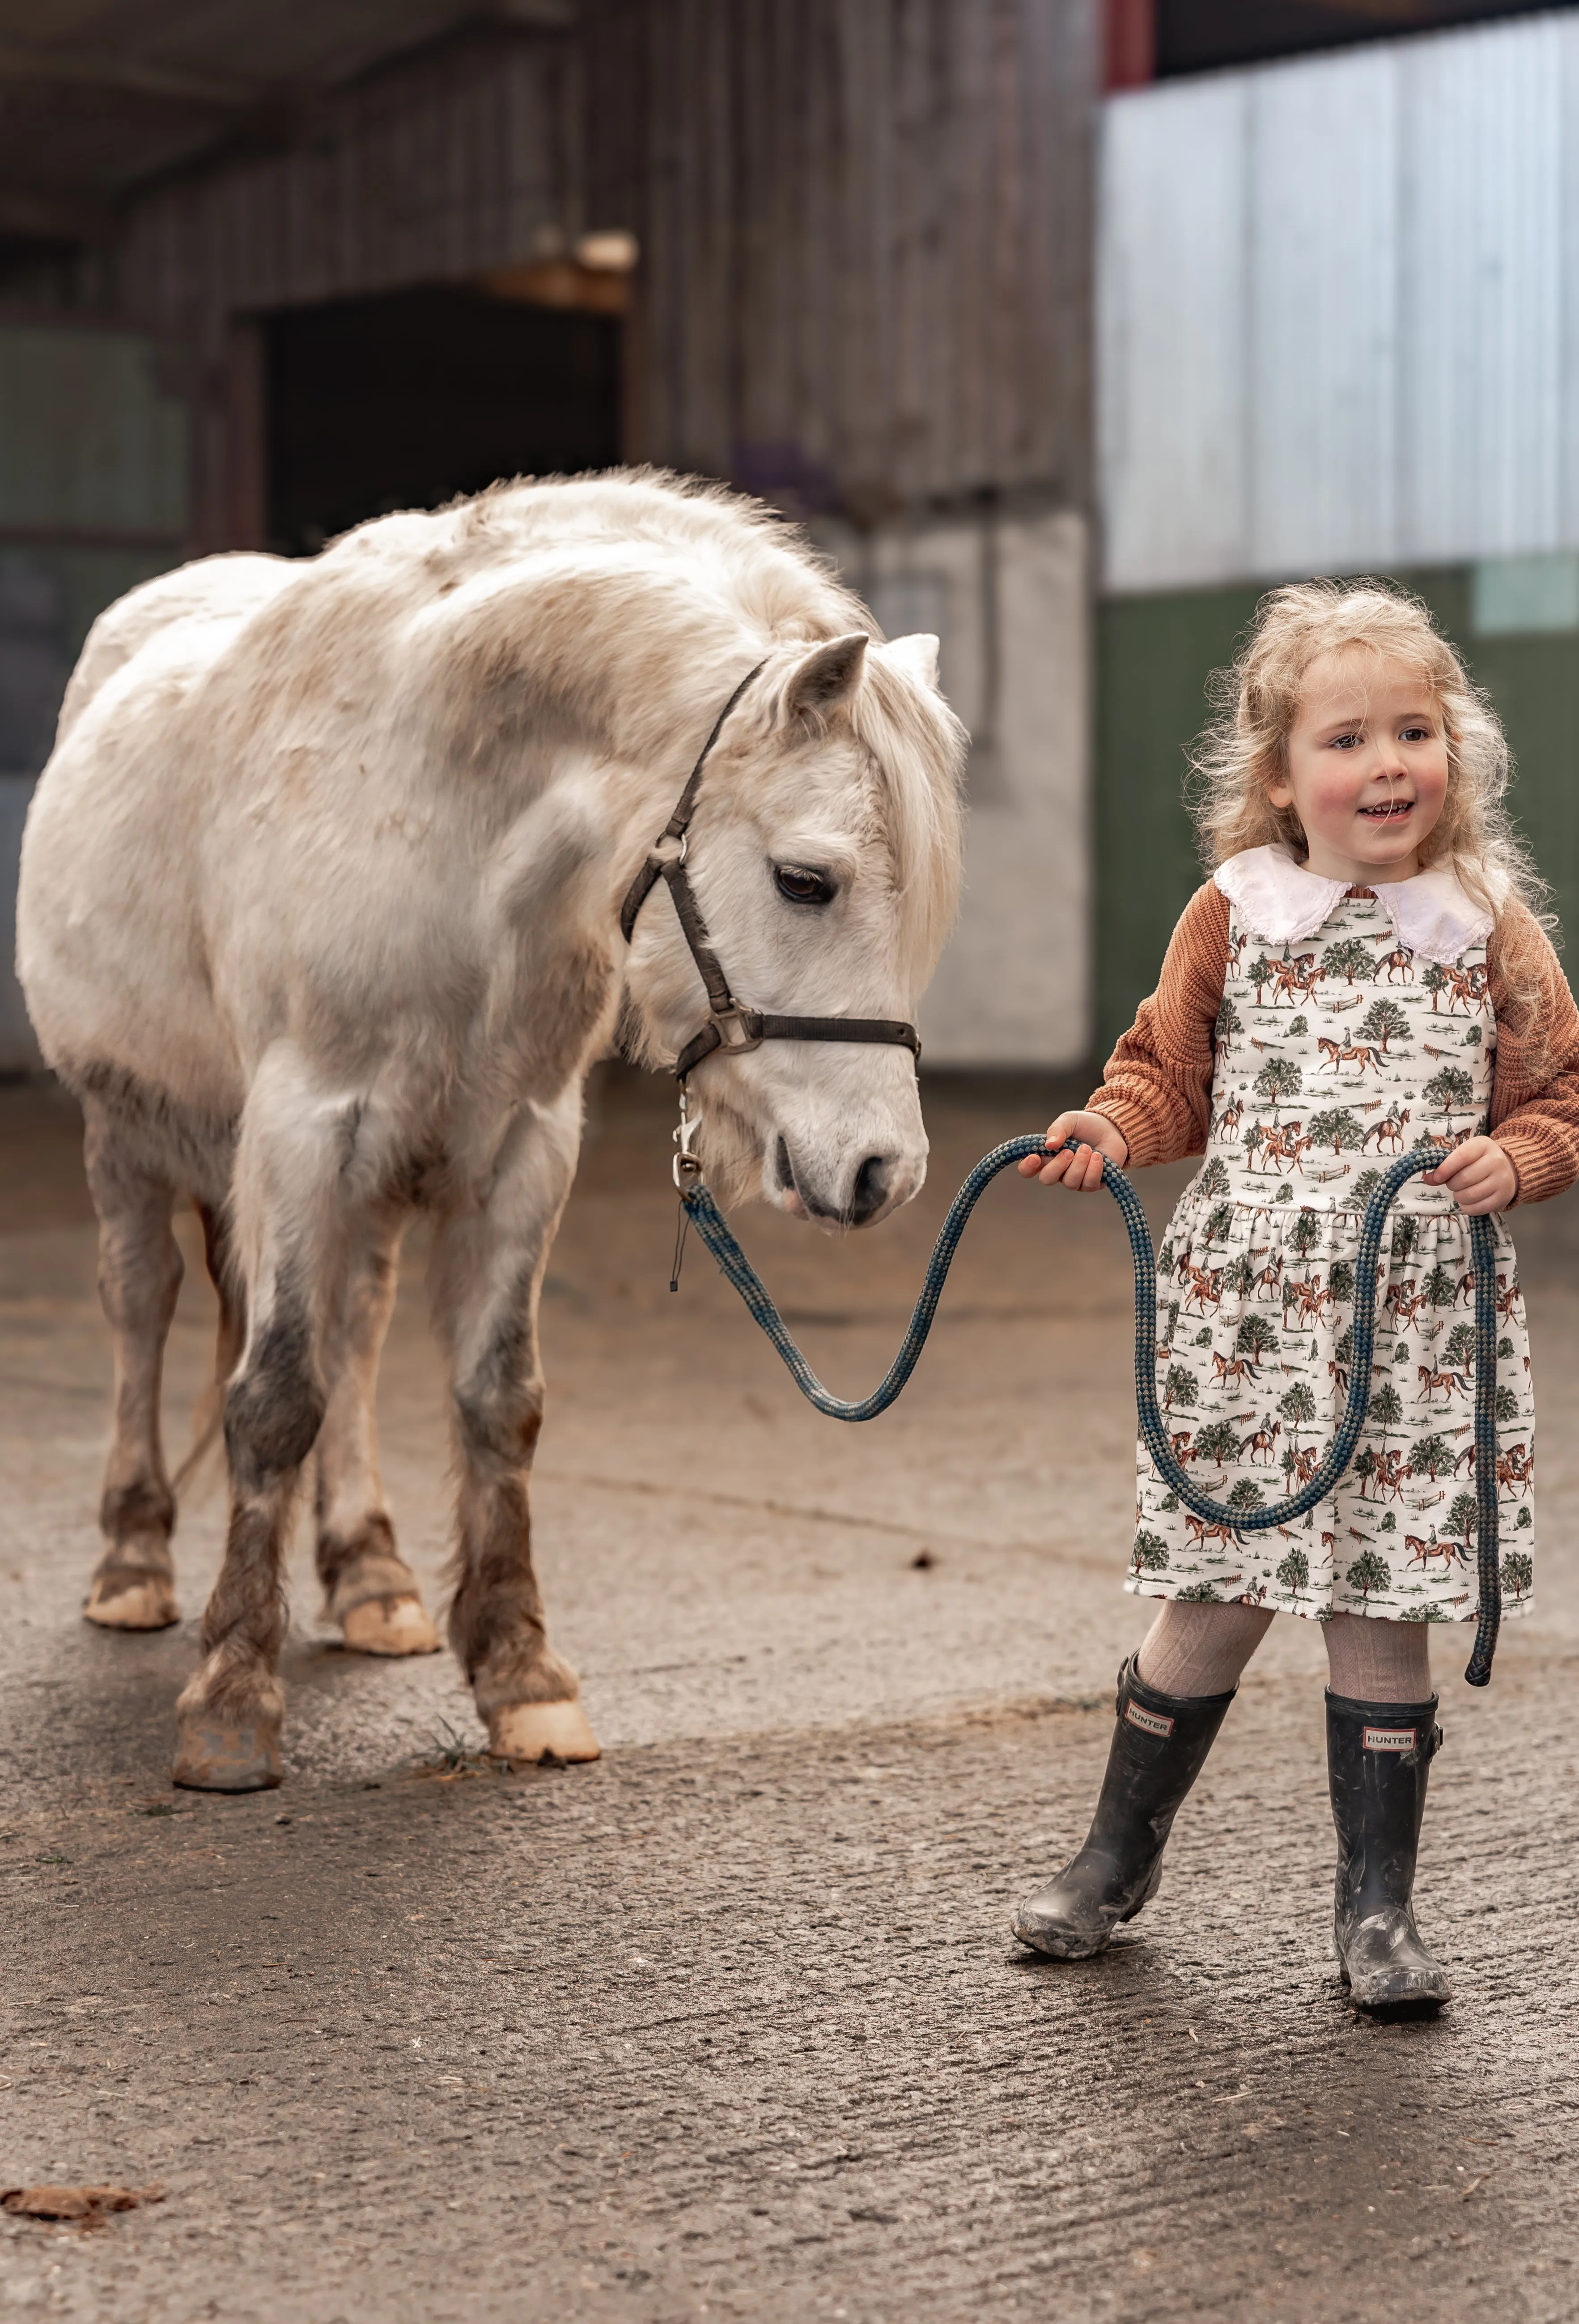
[1487, 900, 1579, 1205]
[1087, 881, 1229, 1167]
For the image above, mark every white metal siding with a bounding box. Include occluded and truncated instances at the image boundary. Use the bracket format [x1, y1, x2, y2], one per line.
[1248, 49, 1398, 580]
[1099, 78, 1249, 590]
[1100, 11, 1579, 591]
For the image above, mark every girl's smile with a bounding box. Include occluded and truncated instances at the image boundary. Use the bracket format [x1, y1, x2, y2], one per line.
[1268, 646, 1450, 885]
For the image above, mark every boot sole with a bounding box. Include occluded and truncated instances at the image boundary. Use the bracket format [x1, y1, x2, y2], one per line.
[1341, 1971, 1451, 2015]
[1012, 1923, 1111, 1961]
[1011, 1865, 1159, 1961]
[1338, 1959, 1451, 2013]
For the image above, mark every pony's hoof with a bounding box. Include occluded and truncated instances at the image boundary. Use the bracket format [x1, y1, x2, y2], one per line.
[340, 1595, 442, 1657]
[85, 1570, 179, 1631]
[488, 1701, 601, 1766]
[172, 1719, 282, 1792]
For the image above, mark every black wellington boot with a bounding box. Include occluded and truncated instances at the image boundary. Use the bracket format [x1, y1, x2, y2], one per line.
[1327, 1689, 1451, 2012]
[1012, 1657, 1235, 1960]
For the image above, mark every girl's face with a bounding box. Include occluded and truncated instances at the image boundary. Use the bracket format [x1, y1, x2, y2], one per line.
[1269, 647, 1450, 885]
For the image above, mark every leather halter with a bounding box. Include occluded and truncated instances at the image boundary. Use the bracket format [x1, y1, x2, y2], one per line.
[619, 660, 923, 1083]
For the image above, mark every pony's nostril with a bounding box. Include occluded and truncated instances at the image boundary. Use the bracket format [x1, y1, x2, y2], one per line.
[775, 1136, 794, 1192]
[849, 1155, 889, 1226]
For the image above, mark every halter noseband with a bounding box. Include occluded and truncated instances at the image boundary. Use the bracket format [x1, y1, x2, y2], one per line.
[618, 660, 922, 1085]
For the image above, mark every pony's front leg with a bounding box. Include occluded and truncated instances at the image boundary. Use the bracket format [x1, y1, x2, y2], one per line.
[314, 1201, 441, 1657]
[430, 1093, 599, 1766]
[173, 1057, 342, 1790]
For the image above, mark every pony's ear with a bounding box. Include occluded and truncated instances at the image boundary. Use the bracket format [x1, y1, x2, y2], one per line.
[881, 632, 941, 692]
[781, 632, 869, 724]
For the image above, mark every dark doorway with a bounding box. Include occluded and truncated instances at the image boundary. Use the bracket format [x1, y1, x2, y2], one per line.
[264, 284, 621, 554]
[1158, 0, 1562, 77]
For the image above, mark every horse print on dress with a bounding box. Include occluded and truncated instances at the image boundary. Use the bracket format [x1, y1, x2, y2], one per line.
[1135, 890, 1536, 1625]
[17, 469, 967, 1791]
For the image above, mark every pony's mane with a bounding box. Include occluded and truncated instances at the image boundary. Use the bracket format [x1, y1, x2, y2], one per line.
[335, 468, 966, 980]
[844, 649, 966, 981]
[433, 465, 873, 636]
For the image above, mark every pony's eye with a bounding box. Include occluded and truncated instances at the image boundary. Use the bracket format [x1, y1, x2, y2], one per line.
[775, 864, 836, 906]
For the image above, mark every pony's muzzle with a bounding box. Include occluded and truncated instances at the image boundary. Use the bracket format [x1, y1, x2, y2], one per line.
[777, 1137, 912, 1228]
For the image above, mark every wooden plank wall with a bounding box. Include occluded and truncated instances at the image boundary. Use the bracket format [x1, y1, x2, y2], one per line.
[103, 1, 1096, 538]
[115, 25, 582, 343]
[109, 21, 582, 551]
[586, 0, 1097, 515]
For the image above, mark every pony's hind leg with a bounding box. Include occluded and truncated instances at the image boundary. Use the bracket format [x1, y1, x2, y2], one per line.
[429, 1088, 599, 1766]
[82, 1098, 184, 1631]
[314, 1201, 441, 1657]
[173, 1049, 343, 1790]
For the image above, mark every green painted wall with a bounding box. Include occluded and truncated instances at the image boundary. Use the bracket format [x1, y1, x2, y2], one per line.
[0, 324, 188, 541]
[0, 322, 191, 1064]
[1095, 572, 1579, 1059]
[0, 322, 191, 777]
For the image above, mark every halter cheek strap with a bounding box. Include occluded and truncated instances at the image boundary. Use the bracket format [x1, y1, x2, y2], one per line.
[618, 660, 922, 1082]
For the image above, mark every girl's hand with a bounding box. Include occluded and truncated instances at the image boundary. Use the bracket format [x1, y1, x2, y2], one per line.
[1018, 1110, 1129, 1191]
[1425, 1135, 1517, 1215]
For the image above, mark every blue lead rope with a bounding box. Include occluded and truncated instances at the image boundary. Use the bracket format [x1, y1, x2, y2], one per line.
[679, 1137, 1502, 1687]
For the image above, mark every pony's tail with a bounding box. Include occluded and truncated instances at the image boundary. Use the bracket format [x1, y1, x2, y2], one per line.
[171, 1379, 226, 1499]
[174, 1196, 245, 1503]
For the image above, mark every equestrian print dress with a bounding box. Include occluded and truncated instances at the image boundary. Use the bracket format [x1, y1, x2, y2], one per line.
[1126, 858, 1536, 1625]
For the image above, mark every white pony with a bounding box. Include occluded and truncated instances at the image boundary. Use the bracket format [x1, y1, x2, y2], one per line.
[17, 470, 966, 1791]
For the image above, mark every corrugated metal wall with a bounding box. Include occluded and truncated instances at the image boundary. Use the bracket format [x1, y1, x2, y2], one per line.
[587, 0, 1095, 512]
[1099, 10, 1579, 592]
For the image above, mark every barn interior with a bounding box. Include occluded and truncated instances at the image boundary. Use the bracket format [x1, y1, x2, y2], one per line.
[0, 0, 1573, 1073]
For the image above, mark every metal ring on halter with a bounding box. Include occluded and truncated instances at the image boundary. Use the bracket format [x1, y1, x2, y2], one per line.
[709, 1009, 763, 1055]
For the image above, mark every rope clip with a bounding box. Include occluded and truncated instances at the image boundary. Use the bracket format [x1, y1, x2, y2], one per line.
[672, 1089, 705, 1189]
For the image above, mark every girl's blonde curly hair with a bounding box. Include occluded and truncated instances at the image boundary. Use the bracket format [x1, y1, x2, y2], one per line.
[1189, 579, 1547, 928]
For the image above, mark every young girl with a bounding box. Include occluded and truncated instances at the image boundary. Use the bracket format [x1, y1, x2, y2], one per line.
[1015, 581, 1579, 2009]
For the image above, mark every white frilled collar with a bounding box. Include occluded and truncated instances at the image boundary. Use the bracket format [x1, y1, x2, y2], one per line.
[1214, 845, 1498, 968]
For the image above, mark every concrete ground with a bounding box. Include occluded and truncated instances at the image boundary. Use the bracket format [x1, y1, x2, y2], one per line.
[2, 1068, 1577, 2324]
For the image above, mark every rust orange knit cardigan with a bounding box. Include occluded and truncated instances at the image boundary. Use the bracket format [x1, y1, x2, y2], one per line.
[1088, 881, 1579, 1207]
